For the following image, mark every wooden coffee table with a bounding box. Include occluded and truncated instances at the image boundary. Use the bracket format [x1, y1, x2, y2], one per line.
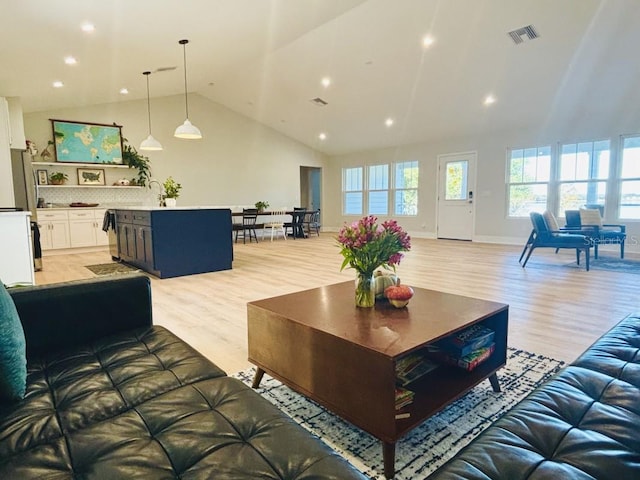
[247, 282, 508, 479]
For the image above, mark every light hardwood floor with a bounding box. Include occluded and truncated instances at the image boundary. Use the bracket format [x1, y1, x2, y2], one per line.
[35, 234, 638, 373]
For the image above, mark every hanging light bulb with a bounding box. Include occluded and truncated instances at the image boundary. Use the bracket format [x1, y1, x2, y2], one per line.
[140, 71, 163, 151]
[174, 39, 202, 139]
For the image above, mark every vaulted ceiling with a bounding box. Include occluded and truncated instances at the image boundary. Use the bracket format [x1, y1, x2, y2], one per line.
[1, 0, 639, 155]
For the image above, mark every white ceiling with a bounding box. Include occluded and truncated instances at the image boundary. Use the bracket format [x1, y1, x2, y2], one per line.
[1, 0, 639, 155]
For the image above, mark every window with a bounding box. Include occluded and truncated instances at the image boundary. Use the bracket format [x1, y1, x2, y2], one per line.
[394, 161, 418, 215]
[343, 167, 363, 215]
[620, 135, 640, 219]
[507, 146, 551, 216]
[368, 164, 389, 215]
[558, 140, 609, 212]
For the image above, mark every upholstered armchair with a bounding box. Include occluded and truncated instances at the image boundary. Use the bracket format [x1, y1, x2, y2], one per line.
[520, 212, 591, 270]
[563, 208, 626, 259]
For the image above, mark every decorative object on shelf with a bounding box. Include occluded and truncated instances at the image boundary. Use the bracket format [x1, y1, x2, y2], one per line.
[162, 176, 182, 207]
[49, 172, 68, 185]
[254, 201, 269, 213]
[51, 119, 124, 164]
[122, 139, 151, 187]
[26, 140, 38, 156]
[337, 215, 411, 308]
[115, 178, 130, 186]
[77, 168, 106, 186]
[40, 141, 54, 161]
[174, 39, 202, 139]
[139, 71, 163, 151]
[36, 169, 48, 185]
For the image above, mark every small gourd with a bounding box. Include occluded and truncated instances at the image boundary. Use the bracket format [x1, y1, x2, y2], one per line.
[374, 271, 399, 299]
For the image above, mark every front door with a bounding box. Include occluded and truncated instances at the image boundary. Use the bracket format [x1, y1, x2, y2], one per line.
[437, 152, 476, 240]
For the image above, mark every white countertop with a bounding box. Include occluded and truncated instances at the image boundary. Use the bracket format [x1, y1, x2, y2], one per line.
[0, 211, 32, 217]
[113, 206, 232, 211]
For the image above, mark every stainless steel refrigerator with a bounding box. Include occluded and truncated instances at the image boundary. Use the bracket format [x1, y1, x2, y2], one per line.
[11, 149, 42, 269]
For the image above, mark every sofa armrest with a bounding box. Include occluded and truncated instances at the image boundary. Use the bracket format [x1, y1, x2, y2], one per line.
[9, 274, 152, 358]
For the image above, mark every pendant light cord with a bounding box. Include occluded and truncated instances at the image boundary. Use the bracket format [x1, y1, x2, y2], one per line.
[145, 72, 153, 134]
[181, 41, 190, 119]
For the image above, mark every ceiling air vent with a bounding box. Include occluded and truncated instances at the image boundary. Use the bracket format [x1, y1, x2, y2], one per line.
[310, 97, 328, 106]
[508, 25, 539, 45]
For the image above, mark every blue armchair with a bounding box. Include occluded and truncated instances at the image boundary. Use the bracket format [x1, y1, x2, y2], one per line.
[564, 209, 626, 259]
[520, 212, 591, 270]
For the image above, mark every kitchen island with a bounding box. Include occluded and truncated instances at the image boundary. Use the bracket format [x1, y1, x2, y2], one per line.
[114, 207, 232, 278]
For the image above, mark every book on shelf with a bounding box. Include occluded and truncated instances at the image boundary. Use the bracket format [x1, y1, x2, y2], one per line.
[395, 352, 439, 386]
[434, 324, 495, 358]
[426, 342, 496, 372]
[395, 386, 415, 410]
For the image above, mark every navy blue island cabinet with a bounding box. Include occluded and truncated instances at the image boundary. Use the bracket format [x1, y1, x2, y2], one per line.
[115, 207, 233, 278]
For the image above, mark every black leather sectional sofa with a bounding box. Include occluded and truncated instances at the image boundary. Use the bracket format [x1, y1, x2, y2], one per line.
[0, 275, 367, 479]
[428, 313, 640, 479]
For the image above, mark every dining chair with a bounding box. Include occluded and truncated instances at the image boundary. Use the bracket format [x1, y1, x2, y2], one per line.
[262, 208, 287, 241]
[284, 209, 306, 239]
[233, 208, 259, 244]
[303, 209, 320, 236]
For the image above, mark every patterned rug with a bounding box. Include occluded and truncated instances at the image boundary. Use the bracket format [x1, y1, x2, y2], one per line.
[85, 262, 140, 276]
[565, 255, 640, 274]
[233, 348, 565, 479]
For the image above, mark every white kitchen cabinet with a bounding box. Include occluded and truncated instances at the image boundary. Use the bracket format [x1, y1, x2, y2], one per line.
[38, 210, 71, 250]
[0, 211, 35, 286]
[0, 97, 14, 207]
[68, 209, 108, 247]
[6, 97, 26, 149]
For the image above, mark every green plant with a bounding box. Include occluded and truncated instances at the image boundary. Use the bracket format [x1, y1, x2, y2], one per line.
[255, 200, 270, 212]
[49, 172, 68, 184]
[163, 176, 182, 198]
[121, 138, 151, 187]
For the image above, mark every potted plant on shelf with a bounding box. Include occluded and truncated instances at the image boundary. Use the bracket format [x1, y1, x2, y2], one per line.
[122, 139, 152, 187]
[49, 172, 68, 185]
[254, 201, 270, 213]
[162, 176, 182, 207]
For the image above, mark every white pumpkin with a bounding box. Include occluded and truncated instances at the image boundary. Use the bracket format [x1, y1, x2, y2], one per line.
[374, 272, 399, 299]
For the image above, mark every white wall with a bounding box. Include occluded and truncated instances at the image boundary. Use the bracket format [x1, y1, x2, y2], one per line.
[23, 93, 327, 208]
[325, 123, 640, 253]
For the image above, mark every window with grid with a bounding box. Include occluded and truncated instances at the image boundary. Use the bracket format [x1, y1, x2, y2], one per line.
[368, 164, 389, 215]
[507, 146, 551, 217]
[620, 135, 640, 219]
[558, 140, 610, 212]
[394, 161, 418, 215]
[342, 167, 363, 215]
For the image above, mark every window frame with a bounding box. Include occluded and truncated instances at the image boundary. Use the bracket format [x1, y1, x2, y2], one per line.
[342, 166, 364, 216]
[393, 160, 419, 216]
[506, 146, 552, 218]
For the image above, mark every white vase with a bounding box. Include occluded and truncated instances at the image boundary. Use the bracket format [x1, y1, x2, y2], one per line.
[165, 198, 177, 207]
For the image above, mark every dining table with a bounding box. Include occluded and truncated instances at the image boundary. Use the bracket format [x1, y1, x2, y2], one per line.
[231, 210, 317, 239]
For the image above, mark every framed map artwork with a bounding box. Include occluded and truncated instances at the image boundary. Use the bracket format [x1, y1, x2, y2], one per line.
[51, 119, 124, 164]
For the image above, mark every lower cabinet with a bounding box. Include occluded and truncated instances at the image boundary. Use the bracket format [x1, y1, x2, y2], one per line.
[38, 210, 71, 250]
[39, 208, 108, 251]
[116, 210, 153, 271]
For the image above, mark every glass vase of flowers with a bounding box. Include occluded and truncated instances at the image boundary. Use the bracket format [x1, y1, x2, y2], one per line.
[337, 215, 411, 307]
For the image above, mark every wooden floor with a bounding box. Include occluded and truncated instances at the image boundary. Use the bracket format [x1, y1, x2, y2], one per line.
[35, 234, 638, 373]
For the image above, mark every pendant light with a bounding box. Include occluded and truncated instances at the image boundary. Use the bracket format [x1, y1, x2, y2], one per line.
[174, 39, 202, 139]
[139, 71, 163, 151]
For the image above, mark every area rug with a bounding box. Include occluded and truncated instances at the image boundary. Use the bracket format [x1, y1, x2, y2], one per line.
[565, 255, 640, 274]
[233, 348, 565, 479]
[85, 262, 140, 276]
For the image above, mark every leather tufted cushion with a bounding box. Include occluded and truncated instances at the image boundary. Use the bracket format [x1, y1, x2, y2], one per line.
[427, 314, 640, 479]
[0, 325, 366, 479]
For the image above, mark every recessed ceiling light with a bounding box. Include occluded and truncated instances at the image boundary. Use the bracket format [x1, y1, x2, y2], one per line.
[81, 23, 95, 33]
[52, 81, 64, 88]
[385, 118, 395, 127]
[321, 77, 331, 88]
[318, 132, 327, 141]
[119, 88, 129, 95]
[64, 56, 77, 65]
[422, 35, 435, 48]
[484, 95, 496, 105]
